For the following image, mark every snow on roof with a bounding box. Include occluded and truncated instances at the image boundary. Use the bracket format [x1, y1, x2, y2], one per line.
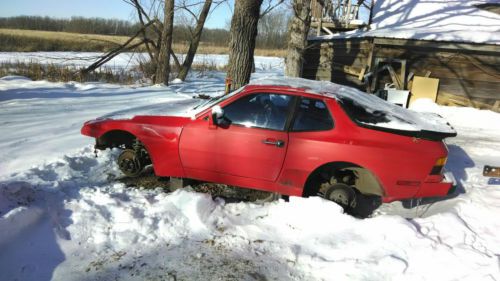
[312, 0, 500, 45]
[250, 77, 456, 134]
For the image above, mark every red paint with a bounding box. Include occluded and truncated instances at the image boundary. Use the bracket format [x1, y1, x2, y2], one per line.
[81, 85, 454, 202]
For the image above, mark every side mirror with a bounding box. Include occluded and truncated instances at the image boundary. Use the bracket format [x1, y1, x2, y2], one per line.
[211, 105, 224, 126]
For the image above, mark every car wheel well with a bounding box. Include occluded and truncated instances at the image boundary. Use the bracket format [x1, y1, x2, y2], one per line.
[303, 162, 385, 197]
[96, 130, 137, 150]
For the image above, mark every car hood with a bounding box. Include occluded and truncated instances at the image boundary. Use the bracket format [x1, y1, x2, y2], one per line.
[98, 98, 204, 120]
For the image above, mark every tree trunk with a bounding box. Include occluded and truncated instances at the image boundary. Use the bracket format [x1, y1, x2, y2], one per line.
[155, 0, 175, 85]
[285, 0, 311, 77]
[177, 0, 213, 81]
[226, 0, 263, 90]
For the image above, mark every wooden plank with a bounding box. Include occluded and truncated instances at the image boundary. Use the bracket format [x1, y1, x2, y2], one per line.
[373, 38, 500, 53]
[366, 41, 375, 71]
[310, 21, 366, 31]
[493, 100, 500, 112]
[440, 78, 500, 89]
[332, 64, 363, 77]
[437, 91, 473, 107]
[437, 91, 500, 112]
[374, 48, 500, 65]
[316, 40, 373, 48]
[406, 64, 500, 83]
[305, 47, 373, 57]
[439, 83, 499, 100]
[311, 37, 500, 53]
[303, 56, 368, 69]
[409, 76, 439, 106]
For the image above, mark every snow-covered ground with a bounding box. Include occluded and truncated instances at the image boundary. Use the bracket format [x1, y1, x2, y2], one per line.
[0, 52, 284, 72]
[1, 62, 500, 280]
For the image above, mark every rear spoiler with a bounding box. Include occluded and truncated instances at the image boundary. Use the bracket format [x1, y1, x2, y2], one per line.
[358, 123, 457, 141]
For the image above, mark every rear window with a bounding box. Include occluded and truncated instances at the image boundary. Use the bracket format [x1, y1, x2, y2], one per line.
[337, 97, 392, 125]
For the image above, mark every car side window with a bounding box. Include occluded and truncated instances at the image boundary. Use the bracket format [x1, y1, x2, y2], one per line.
[292, 97, 334, 131]
[223, 93, 293, 131]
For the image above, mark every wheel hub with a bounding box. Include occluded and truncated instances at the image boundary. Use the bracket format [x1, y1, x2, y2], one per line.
[323, 183, 357, 209]
[118, 149, 144, 177]
[328, 189, 350, 206]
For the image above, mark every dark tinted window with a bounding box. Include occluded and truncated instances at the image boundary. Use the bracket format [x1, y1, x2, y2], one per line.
[292, 98, 333, 131]
[223, 93, 293, 131]
[337, 97, 391, 124]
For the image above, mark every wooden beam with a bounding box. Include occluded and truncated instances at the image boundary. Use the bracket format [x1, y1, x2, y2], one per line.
[373, 38, 500, 53]
[322, 26, 335, 36]
[310, 21, 366, 30]
[332, 63, 364, 77]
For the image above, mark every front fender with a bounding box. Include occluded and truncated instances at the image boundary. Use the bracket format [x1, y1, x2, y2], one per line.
[81, 116, 192, 177]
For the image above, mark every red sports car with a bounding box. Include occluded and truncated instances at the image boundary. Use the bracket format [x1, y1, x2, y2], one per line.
[81, 77, 456, 214]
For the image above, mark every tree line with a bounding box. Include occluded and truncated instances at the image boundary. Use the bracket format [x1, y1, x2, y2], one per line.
[0, 16, 140, 36]
[0, 15, 288, 49]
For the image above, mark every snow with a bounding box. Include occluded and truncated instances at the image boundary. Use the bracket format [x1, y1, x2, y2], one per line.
[0, 52, 285, 71]
[100, 99, 204, 120]
[1, 56, 500, 280]
[312, 0, 500, 45]
[251, 77, 456, 134]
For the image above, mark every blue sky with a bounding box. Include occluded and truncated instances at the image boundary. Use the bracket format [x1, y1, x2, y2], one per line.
[0, 0, 233, 29]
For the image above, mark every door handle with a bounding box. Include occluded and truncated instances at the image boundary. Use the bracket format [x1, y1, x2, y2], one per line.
[262, 139, 285, 148]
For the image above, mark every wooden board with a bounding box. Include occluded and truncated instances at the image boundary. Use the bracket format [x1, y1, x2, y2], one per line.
[409, 76, 440, 105]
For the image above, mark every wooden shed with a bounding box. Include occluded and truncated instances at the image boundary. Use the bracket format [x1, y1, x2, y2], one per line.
[302, 0, 500, 111]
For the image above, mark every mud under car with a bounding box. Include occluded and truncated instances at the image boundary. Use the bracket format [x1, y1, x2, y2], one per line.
[81, 77, 456, 214]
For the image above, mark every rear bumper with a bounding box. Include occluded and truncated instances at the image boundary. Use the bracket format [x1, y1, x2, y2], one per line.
[414, 171, 456, 198]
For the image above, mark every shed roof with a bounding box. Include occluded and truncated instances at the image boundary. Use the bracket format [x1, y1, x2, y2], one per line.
[311, 0, 500, 45]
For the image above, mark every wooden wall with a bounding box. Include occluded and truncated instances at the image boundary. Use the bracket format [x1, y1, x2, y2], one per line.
[302, 37, 500, 111]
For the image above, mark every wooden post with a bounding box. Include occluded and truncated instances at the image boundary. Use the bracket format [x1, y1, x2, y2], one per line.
[346, 0, 352, 25]
[317, 4, 323, 36]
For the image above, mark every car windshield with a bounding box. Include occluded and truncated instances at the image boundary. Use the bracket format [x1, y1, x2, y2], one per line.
[190, 86, 245, 115]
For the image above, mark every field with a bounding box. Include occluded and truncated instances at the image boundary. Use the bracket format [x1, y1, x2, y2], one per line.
[0, 28, 286, 57]
[0, 51, 285, 83]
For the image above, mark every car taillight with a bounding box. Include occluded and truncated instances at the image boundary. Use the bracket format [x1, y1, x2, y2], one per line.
[430, 157, 447, 175]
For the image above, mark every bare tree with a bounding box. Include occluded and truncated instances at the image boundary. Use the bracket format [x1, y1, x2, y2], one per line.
[285, 0, 311, 77]
[155, 0, 175, 84]
[176, 0, 213, 81]
[226, 0, 263, 90]
[257, 7, 290, 49]
[83, 0, 222, 84]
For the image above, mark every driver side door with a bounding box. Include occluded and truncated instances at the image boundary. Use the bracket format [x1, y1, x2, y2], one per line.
[215, 92, 295, 182]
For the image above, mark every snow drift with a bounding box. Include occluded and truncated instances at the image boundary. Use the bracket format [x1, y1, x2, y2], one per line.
[1, 65, 500, 280]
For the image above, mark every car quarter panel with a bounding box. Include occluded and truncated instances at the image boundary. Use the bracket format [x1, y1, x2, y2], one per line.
[276, 99, 449, 201]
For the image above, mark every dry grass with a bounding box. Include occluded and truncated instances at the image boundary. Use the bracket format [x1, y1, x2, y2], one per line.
[0, 61, 137, 83]
[0, 28, 286, 57]
[0, 28, 132, 45]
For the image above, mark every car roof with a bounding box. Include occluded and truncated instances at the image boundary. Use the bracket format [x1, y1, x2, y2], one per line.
[245, 77, 456, 135]
[246, 77, 343, 99]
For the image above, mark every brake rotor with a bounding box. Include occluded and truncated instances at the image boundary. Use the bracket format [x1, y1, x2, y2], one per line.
[117, 149, 144, 177]
[323, 183, 357, 209]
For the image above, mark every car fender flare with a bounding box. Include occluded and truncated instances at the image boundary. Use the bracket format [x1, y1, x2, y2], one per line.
[96, 129, 143, 149]
[303, 161, 385, 197]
